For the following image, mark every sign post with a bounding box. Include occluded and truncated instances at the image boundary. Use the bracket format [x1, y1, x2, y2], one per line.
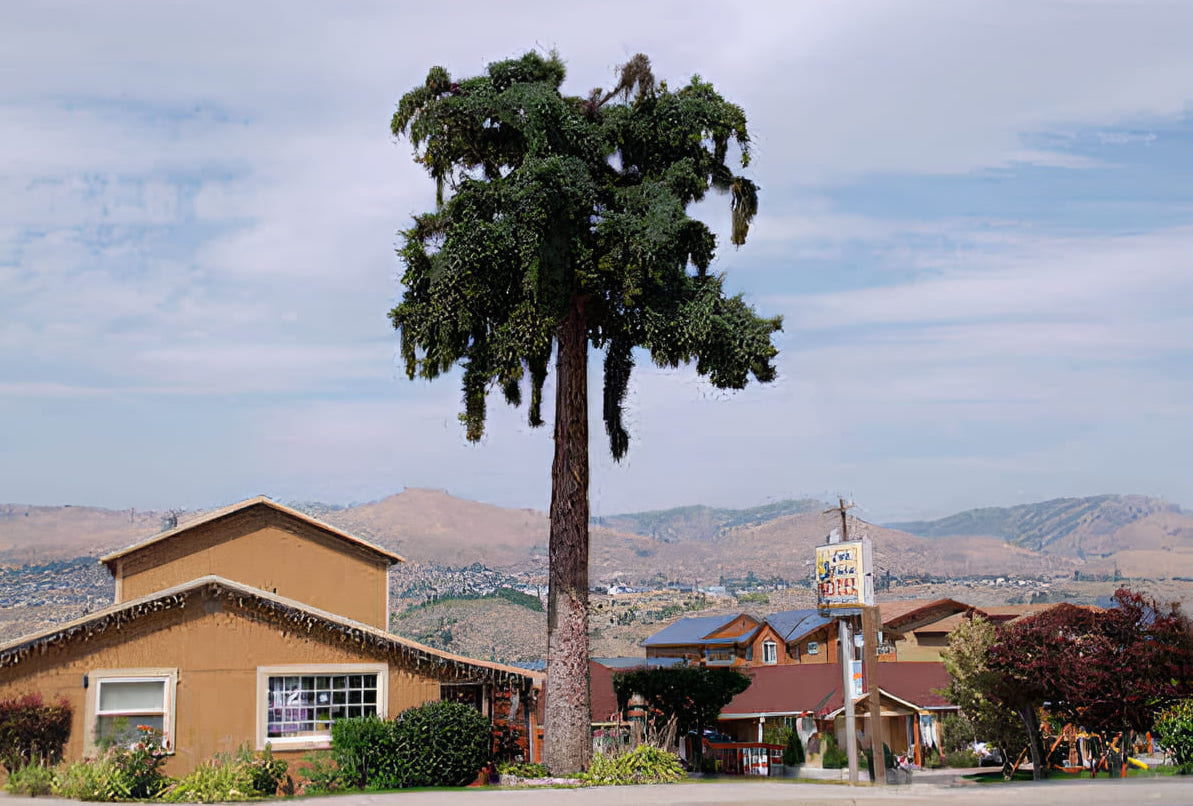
[816, 507, 884, 786]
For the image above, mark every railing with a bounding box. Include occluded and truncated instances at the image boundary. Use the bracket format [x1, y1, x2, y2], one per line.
[705, 742, 784, 776]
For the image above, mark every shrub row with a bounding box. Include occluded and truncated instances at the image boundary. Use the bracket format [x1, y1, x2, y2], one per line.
[328, 701, 491, 790]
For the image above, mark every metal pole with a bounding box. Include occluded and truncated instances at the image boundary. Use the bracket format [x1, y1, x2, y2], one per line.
[840, 617, 858, 784]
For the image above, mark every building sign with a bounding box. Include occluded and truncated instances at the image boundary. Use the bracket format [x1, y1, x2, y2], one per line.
[815, 540, 874, 608]
[851, 660, 864, 698]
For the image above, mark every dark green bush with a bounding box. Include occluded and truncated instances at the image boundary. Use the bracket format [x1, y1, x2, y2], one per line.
[821, 734, 848, 769]
[782, 731, 805, 766]
[0, 693, 72, 772]
[330, 714, 398, 789]
[944, 749, 979, 768]
[389, 701, 490, 787]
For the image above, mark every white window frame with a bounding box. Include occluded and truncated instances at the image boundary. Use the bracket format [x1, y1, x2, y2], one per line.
[762, 640, 778, 665]
[85, 668, 178, 754]
[807, 641, 820, 655]
[256, 664, 388, 751]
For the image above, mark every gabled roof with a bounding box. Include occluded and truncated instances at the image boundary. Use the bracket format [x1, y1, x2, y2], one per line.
[879, 598, 974, 629]
[0, 575, 534, 688]
[720, 662, 955, 719]
[641, 613, 757, 647]
[99, 496, 404, 568]
[765, 608, 834, 643]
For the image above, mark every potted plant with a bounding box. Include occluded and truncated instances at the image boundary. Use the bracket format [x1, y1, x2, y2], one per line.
[783, 730, 805, 778]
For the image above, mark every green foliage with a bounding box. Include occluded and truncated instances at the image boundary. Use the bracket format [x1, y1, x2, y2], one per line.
[5, 762, 55, 796]
[389, 701, 491, 788]
[0, 692, 72, 772]
[389, 49, 778, 458]
[939, 713, 976, 754]
[329, 703, 491, 790]
[1155, 699, 1193, 774]
[783, 730, 805, 767]
[330, 714, 399, 789]
[736, 592, 769, 604]
[493, 587, 543, 612]
[298, 752, 344, 795]
[612, 664, 749, 766]
[944, 749, 979, 768]
[580, 745, 683, 785]
[820, 734, 848, 769]
[133, 744, 290, 802]
[496, 761, 548, 779]
[54, 757, 118, 801]
[237, 744, 288, 797]
[939, 615, 1025, 757]
[52, 727, 169, 802]
[161, 759, 255, 802]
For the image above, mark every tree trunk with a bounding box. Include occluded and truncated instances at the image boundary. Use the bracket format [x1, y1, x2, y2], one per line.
[1018, 705, 1048, 781]
[543, 296, 591, 774]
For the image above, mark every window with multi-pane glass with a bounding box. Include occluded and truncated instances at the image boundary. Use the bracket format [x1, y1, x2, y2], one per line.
[266, 673, 378, 739]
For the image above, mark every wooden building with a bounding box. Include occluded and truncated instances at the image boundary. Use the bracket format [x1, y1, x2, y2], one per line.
[0, 497, 541, 775]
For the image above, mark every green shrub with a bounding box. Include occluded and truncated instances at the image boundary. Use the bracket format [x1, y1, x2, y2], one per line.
[161, 759, 255, 802]
[496, 761, 548, 779]
[0, 693, 72, 772]
[56, 725, 172, 800]
[160, 745, 288, 802]
[939, 713, 975, 754]
[581, 745, 683, 785]
[821, 734, 849, 769]
[389, 701, 490, 788]
[54, 757, 118, 801]
[1156, 698, 1193, 774]
[943, 749, 979, 768]
[330, 714, 399, 789]
[5, 762, 56, 796]
[298, 752, 344, 795]
[237, 744, 288, 796]
[782, 731, 805, 766]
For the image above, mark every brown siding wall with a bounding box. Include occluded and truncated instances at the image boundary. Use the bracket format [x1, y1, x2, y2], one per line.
[706, 615, 757, 639]
[746, 625, 789, 666]
[116, 508, 389, 629]
[0, 593, 440, 776]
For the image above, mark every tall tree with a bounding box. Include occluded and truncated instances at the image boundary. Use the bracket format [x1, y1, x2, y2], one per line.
[389, 51, 780, 772]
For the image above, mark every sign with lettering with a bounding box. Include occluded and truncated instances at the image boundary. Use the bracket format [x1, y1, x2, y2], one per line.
[815, 540, 874, 608]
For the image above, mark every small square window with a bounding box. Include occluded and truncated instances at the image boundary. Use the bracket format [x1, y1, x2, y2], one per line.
[88, 669, 177, 753]
[807, 641, 819, 655]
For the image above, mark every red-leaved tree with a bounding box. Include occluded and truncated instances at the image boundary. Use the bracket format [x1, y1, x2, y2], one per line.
[989, 588, 1193, 779]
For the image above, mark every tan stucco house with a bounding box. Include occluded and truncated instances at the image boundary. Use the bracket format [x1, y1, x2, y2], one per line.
[0, 497, 541, 775]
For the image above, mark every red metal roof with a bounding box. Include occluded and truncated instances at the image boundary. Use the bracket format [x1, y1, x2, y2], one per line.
[720, 661, 954, 718]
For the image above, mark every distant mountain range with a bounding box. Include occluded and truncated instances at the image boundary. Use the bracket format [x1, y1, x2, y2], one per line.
[4, 491, 1193, 584]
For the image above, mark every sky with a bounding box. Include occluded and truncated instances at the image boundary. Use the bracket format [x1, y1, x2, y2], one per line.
[3, 1, 1192, 523]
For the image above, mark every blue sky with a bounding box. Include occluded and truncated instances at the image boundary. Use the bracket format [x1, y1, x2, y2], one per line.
[3, 1, 1192, 522]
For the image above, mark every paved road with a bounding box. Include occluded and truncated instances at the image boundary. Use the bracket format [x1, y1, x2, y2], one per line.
[4, 778, 1191, 805]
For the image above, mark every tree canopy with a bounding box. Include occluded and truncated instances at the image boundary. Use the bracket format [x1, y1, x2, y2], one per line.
[612, 664, 751, 763]
[389, 50, 780, 456]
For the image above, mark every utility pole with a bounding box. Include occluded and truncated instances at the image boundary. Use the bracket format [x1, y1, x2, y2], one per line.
[819, 497, 883, 786]
[862, 604, 886, 786]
